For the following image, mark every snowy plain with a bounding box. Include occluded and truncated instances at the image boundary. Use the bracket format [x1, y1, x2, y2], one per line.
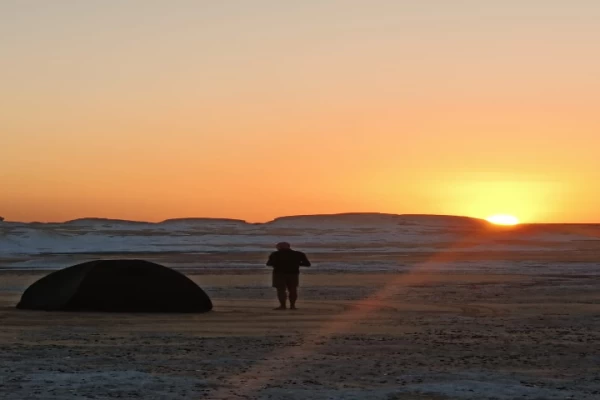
[1, 213, 599, 274]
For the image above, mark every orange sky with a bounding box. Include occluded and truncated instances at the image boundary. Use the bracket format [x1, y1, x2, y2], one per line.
[2, 1, 600, 223]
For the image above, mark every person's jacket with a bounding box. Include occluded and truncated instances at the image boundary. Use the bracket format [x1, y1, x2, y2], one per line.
[266, 249, 311, 274]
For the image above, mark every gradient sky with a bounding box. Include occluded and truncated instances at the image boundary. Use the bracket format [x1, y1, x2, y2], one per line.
[2, 1, 600, 223]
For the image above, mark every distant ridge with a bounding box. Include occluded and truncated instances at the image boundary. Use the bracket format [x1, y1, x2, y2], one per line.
[269, 212, 486, 222]
[62, 217, 246, 225]
[9, 213, 490, 225]
[8, 215, 586, 231]
[161, 217, 246, 224]
[61, 213, 487, 225]
[267, 213, 489, 227]
[64, 218, 151, 225]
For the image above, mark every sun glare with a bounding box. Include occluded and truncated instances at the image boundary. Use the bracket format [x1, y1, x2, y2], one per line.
[486, 214, 520, 225]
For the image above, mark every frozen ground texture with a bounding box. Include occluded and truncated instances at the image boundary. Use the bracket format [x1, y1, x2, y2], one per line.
[1, 270, 599, 400]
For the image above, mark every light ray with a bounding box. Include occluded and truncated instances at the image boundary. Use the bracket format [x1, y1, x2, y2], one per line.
[209, 233, 481, 397]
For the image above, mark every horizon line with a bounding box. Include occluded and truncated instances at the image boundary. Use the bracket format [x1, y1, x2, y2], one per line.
[2, 212, 600, 225]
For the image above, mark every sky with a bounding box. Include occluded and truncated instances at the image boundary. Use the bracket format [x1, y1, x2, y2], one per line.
[2, 1, 600, 223]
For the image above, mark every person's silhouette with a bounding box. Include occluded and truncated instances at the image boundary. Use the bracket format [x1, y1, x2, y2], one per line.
[266, 242, 311, 310]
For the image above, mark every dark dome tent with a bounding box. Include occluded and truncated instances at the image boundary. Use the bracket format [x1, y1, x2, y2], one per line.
[17, 259, 213, 313]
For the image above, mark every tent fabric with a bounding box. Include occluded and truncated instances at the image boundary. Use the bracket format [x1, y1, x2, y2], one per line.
[17, 259, 212, 313]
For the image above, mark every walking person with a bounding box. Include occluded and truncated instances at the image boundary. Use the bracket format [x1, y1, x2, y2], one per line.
[266, 242, 311, 310]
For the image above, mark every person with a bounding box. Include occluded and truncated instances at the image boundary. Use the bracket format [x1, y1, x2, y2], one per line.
[266, 242, 311, 310]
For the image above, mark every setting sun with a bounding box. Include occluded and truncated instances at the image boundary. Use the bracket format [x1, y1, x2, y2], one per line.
[486, 215, 520, 226]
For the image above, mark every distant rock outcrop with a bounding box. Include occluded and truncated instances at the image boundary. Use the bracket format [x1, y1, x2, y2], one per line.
[45, 212, 489, 228]
[63, 217, 248, 227]
[64, 218, 150, 226]
[0, 216, 4, 222]
[160, 218, 247, 225]
[266, 213, 487, 228]
[11, 213, 490, 229]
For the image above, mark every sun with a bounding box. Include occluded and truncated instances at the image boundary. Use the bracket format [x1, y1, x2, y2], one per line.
[486, 214, 520, 225]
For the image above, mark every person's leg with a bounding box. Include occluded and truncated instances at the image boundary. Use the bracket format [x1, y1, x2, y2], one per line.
[276, 287, 287, 310]
[288, 286, 298, 309]
[272, 274, 287, 310]
[288, 274, 299, 309]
